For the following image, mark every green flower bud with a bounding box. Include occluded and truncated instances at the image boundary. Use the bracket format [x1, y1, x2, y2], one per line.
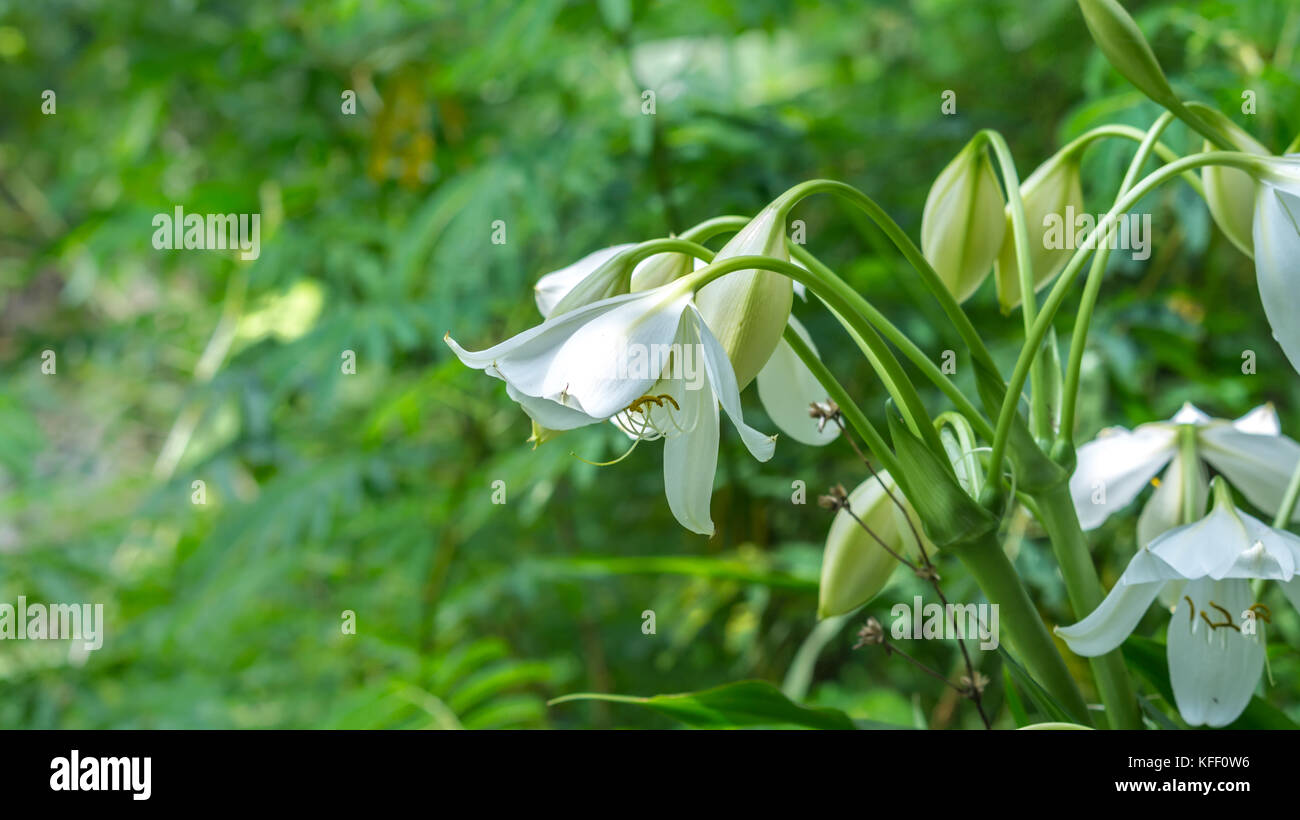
[921, 140, 1007, 303]
[1076, 0, 1178, 109]
[994, 154, 1086, 312]
[1191, 103, 1271, 258]
[818, 471, 931, 618]
[694, 204, 793, 389]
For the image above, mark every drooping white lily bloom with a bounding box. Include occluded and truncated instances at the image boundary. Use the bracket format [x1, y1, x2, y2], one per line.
[1057, 478, 1300, 727]
[448, 270, 777, 535]
[532, 233, 835, 448]
[1250, 155, 1300, 373]
[1069, 402, 1300, 543]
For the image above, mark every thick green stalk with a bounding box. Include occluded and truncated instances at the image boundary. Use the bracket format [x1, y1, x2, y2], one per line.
[1031, 483, 1141, 729]
[787, 326, 1089, 724]
[952, 531, 1092, 725]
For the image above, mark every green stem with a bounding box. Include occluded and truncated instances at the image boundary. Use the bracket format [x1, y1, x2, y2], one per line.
[1273, 458, 1300, 528]
[790, 330, 1090, 726]
[788, 242, 995, 442]
[981, 130, 1050, 441]
[988, 151, 1264, 482]
[679, 215, 749, 243]
[1051, 125, 1206, 199]
[1031, 482, 1141, 729]
[1060, 112, 1178, 441]
[951, 531, 1093, 725]
[774, 179, 1001, 379]
[623, 238, 717, 267]
[691, 255, 943, 454]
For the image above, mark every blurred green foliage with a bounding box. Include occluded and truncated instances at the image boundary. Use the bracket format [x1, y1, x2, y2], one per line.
[1, 0, 1298, 728]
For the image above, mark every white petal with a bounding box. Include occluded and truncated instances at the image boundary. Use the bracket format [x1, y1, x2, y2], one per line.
[1148, 503, 1252, 580]
[689, 306, 776, 462]
[1231, 403, 1281, 435]
[755, 316, 839, 447]
[534, 244, 635, 318]
[1199, 422, 1300, 524]
[505, 382, 599, 431]
[1055, 556, 1172, 656]
[1168, 579, 1263, 727]
[1136, 452, 1208, 548]
[1239, 513, 1300, 580]
[1252, 184, 1300, 373]
[1069, 423, 1177, 530]
[1169, 403, 1210, 425]
[662, 376, 720, 536]
[448, 286, 694, 420]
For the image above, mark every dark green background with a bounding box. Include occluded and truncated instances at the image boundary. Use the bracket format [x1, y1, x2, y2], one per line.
[2, 0, 1297, 728]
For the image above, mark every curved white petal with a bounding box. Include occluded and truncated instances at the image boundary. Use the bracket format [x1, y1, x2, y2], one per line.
[1231, 403, 1281, 435]
[1148, 503, 1252, 580]
[1238, 513, 1300, 581]
[755, 316, 839, 447]
[662, 375, 720, 536]
[1136, 452, 1208, 549]
[689, 306, 776, 462]
[1055, 559, 1171, 656]
[1069, 424, 1177, 530]
[1168, 578, 1263, 727]
[448, 285, 695, 420]
[1252, 184, 1300, 373]
[505, 382, 599, 431]
[534, 244, 635, 318]
[1170, 403, 1211, 425]
[1199, 422, 1300, 524]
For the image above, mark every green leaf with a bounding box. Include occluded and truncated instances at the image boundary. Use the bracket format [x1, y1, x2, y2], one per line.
[998, 646, 1074, 724]
[1002, 665, 1032, 728]
[549, 680, 857, 729]
[1122, 635, 1298, 730]
[886, 408, 997, 549]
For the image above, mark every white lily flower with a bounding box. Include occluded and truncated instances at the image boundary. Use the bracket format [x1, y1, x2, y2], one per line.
[1057, 478, 1300, 727]
[1069, 402, 1300, 540]
[533, 232, 836, 448]
[1250, 155, 1300, 373]
[448, 271, 777, 535]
